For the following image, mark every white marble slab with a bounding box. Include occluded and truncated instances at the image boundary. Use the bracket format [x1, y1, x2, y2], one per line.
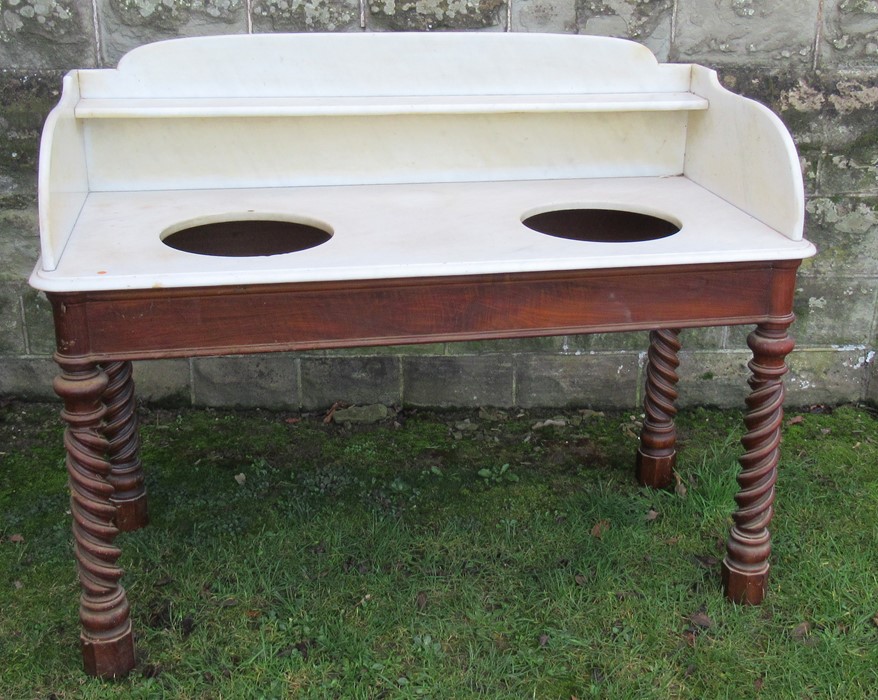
[35, 33, 812, 289]
[30, 176, 815, 293]
[74, 93, 708, 119]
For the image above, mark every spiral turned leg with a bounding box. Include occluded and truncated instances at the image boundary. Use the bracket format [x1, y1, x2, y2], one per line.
[54, 356, 135, 678]
[101, 361, 148, 532]
[637, 329, 682, 488]
[722, 324, 795, 605]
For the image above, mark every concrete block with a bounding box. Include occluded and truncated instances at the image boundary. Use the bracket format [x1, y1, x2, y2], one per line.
[792, 276, 877, 347]
[131, 359, 191, 405]
[511, 0, 575, 33]
[0, 283, 25, 355]
[800, 196, 878, 277]
[97, 0, 248, 66]
[0, 357, 57, 399]
[819, 124, 878, 196]
[786, 348, 868, 406]
[300, 355, 400, 409]
[252, 0, 359, 31]
[683, 347, 868, 408]
[368, 0, 505, 31]
[20, 288, 55, 355]
[446, 335, 564, 355]
[515, 352, 640, 409]
[0, 0, 96, 69]
[866, 351, 878, 404]
[317, 342, 446, 357]
[822, 0, 878, 70]
[575, 0, 673, 61]
[0, 208, 40, 283]
[0, 72, 61, 190]
[674, 0, 819, 66]
[565, 331, 649, 352]
[677, 350, 753, 408]
[567, 326, 726, 353]
[403, 354, 513, 407]
[192, 354, 295, 408]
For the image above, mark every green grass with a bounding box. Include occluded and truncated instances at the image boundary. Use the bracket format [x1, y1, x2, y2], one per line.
[1, 402, 877, 698]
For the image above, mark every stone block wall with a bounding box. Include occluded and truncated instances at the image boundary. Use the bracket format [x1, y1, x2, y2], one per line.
[2, 1, 877, 409]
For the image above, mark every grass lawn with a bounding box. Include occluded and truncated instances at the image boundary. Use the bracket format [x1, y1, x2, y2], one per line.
[1, 400, 876, 698]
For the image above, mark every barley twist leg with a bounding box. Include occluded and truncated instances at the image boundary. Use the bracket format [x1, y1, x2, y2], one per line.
[101, 361, 148, 532]
[637, 328, 682, 488]
[54, 356, 135, 678]
[722, 324, 794, 604]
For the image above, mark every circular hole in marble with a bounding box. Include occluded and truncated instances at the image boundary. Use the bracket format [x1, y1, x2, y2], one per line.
[521, 208, 680, 243]
[162, 219, 332, 257]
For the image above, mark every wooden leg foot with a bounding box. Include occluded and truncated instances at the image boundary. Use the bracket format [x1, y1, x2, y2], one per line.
[722, 540, 770, 605]
[723, 324, 793, 604]
[113, 495, 149, 533]
[102, 361, 149, 532]
[81, 613, 135, 679]
[637, 328, 681, 489]
[636, 451, 675, 489]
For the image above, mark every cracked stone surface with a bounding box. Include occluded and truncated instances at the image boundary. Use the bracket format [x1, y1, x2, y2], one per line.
[803, 197, 878, 276]
[0, 72, 60, 183]
[823, 0, 878, 69]
[368, 0, 505, 31]
[0, 0, 95, 68]
[575, 0, 672, 61]
[511, 0, 576, 33]
[252, 0, 358, 31]
[98, 0, 247, 65]
[675, 0, 820, 66]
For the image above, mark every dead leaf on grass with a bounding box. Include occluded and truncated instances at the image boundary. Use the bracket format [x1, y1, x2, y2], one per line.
[787, 415, 804, 426]
[574, 573, 588, 587]
[416, 590, 428, 611]
[791, 621, 811, 641]
[9, 533, 24, 544]
[538, 633, 550, 648]
[493, 633, 510, 651]
[591, 520, 610, 538]
[674, 472, 688, 498]
[693, 554, 719, 569]
[323, 401, 344, 424]
[233, 473, 246, 485]
[645, 508, 660, 522]
[689, 610, 714, 629]
[754, 676, 765, 692]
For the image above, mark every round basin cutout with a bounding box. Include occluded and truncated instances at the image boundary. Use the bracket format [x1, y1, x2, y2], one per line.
[522, 208, 680, 243]
[162, 219, 332, 257]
